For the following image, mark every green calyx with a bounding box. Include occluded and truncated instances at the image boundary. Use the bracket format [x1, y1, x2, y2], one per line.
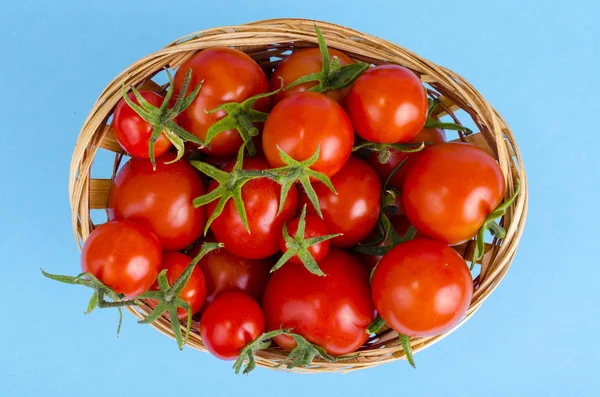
[136, 242, 222, 350]
[399, 334, 416, 368]
[121, 68, 205, 169]
[366, 315, 386, 334]
[271, 205, 340, 276]
[233, 329, 357, 375]
[352, 141, 425, 164]
[285, 24, 369, 95]
[425, 98, 472, 134]
[472, 180, 521, 267]
[191, 144, 336, 233]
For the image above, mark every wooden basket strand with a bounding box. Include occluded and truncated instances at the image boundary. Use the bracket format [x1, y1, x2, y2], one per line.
[69, 18, 528, 373]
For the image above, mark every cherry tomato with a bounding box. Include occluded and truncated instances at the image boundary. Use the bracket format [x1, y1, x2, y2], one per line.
[371, 239, 473, 337]
[270, 48, 355, 105]
[262, 249, 374, 356]
[112, 90, 172, 159]
[403, 142, 506, 245]
[81, 220, 161, 298]
[207, 157, 298, 259]
[346, 65, 428, 143]
[199, 292, 265, 360]
[188, 244, 271, 306]
[301, 156, 381, 247]
[262, 92, 354, 177]
[108, 153, 206, 251]
[367, 128, 446, 192]
[148, 252, 206, 320]
[173, 48, 269, 156]
[280, 213, 330, 264]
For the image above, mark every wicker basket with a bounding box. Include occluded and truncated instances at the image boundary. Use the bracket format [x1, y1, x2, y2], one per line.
[69, 18, 528, 373]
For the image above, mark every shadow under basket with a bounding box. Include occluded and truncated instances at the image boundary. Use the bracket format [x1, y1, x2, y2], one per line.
[69, 18, 528, 373]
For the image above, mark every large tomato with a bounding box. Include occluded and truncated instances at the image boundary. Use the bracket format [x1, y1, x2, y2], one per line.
[81, 220, 161, 298]
[346, 65, 428, 143]
[207, 157, 298, 259]
[112, 90, 172, 159]
[262, 249, 374, 356]
[108, 153, 206, 251]
[371, 239, 473, 337]
[301, 156, 381, 247]
[172, 48, 269, 156]
[262, 92, 354, 177]
[270, 48, 355, 105]
[199, 292, 265, 360]
[403, 142, 506, 245]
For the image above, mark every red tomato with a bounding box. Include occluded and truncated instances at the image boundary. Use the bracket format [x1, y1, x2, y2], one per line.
[188, 244, 272, 305]
[270, 48, 355, 105]
[81, 220, 161, 298]
[262, 92, 354, 177]
[207, 157, 298, 259]
[148, 252, 206, 320]
[403, 142, 506, 245]
[112, 90, 172, 159]
[301, 156, 381, 248]
[371, 239, 473, 337]
[199, 292, 265, 360]
[367, 128, 446, 192]
[262, 249, 374, 356]
[346, 65, 428, 143]
[108, 153, 206, 251]
[173, 48, 269, 156]
[280, 214, 330, 264]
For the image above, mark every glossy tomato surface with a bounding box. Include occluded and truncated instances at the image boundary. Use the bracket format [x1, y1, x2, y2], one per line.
[262, 92, 354, 177]
[262, 249, 375, 356]
[280, 213, 331, 264]
[346, 65, 428, 143]
[173, 48, 269, 156]
[81, 220, 161, 298]
[403, 142, 506, 245]
[207, 157, 298, 259]
[371, 239, 473, 337]
[199, 292, 265, 360]
[108, 154, 206, 251]
[302, 156, 381, 247]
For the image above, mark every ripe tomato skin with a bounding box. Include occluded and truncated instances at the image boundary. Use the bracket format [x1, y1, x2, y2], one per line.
[367, 128, 446, 192]
[148, 252, 206, 320]
[81, 220, 161, 298]
[262, 92, 354, 178]
[280, 214, 330, 263]
[173, 48, 269, 156]
[112, 91, 172, 158]
[403, 142, 506, 245]
[301, 156, 381, 248]
[207, 157, 298, 259]
[199, 292, 265, 360]
[263, 249, 374, 356]
[108, 153, 206, 251]
[346, 65, 428, 143]
[188, 244, 272, 305]
[371, 239, 473, 337]
[270, 48, 355, 105]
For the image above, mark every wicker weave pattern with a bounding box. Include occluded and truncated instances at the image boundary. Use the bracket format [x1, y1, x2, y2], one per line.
[69, 18, 527, 373]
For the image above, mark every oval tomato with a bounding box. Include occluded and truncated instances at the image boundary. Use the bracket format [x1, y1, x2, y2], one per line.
[199, 292, 265, 360]
[112, 90, 172, 159]
[262, 92, 354, 177]
[346, 65, 428, 143]
[280, 213, 330, 264]
[403, 142, 506, 245]
[108, 153, 206, 251]
[173, 48, 269, 156]
[371, 239, 473, 337]
[270, 48, 355, 105]
[81, 220, 161, 298]
[301, 156, 381, 247]
[263, 249, 374, 356]
[207, 157, 298, 259]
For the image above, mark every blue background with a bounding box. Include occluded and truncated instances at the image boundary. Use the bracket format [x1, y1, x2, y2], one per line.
[1, 0, 598, 395]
